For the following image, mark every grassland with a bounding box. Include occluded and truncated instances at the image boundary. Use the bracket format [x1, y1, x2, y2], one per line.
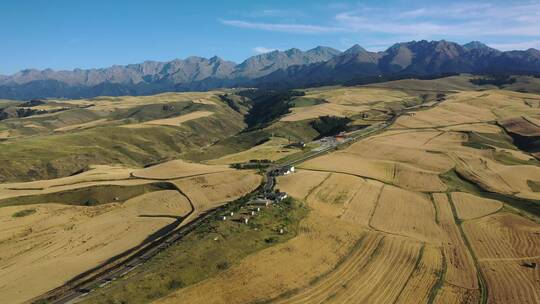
[0, 92, 246, 182]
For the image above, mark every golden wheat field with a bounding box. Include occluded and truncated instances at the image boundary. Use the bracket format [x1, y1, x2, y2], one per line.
[208, 137, 301, 164]
[132, 159, 232, 179]
[0, 159, 261, 303]
[281, 87, 414, 122]
[123, 110, 214, 128]
[159, 86, 540, 304]
[0, 190, 192, 303]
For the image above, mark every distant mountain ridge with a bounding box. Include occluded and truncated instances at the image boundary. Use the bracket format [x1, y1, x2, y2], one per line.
[1, 40, 539, 99]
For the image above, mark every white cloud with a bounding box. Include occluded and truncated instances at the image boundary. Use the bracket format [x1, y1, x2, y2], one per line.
[253, 47, 279, 54]
[333, 2, 540, 37]
[220, 19, 346, 34]
[488, 40, 540, 51]
[220, 2, 540, 50]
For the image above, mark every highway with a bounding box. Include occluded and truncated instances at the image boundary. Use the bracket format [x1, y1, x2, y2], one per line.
[31, 97, 443, 304]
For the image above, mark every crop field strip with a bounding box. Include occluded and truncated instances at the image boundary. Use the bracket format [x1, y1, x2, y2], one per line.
[462, 212, 540, 303]
[446, 193, 489, 304]
[274, 236, 426, 304]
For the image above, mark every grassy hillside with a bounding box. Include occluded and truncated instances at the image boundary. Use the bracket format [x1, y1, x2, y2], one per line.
[0, 92, 246, 182]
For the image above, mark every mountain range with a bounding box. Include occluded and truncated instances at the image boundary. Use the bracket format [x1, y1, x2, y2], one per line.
[1, 40, 540, 99]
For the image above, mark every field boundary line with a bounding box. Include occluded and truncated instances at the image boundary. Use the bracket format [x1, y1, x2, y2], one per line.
[368, 185, 385, 230]
[428, 193, 441, 225]
[302, 172, 333, 202]
[427, 247, 447, 304]
[393, 243, 426, 304]
[447, 193, 489, 304]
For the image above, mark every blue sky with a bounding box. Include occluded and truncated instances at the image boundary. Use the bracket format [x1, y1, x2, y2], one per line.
[1, 0, 539, 74]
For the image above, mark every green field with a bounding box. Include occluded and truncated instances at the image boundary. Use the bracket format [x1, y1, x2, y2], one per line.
[290, 97, 326, 107]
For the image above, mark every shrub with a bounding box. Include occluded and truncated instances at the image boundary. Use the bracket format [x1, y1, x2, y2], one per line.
[12, 209, 36, 218]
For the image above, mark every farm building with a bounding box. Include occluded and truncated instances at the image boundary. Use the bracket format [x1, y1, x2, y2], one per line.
[285, 141, 306, 149]
[251, 197, 272, 206]
[267, 192, 288, 202]
[270, 165, 295, 176]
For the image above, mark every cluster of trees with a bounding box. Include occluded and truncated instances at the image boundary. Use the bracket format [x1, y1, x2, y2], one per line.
[470, 75, 516, 87]
[240, 89, 304, 128]
[230, 159, 273, 169]
[311, 115, 351, 138]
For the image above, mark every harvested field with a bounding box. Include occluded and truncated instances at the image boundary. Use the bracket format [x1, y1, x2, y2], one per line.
[433, 285, 480, 304]
[451, 192, 503, 220]
[0, 165, 146, 201]
[281, 87, 412, 122]
[463, 212, 540, 260]
[432, 193, 479, 290]
[0, 182, 172, 208]
[365, 129, 467, 157]
[173, 170, 262, 215]
[300, 153, 394, 183]
[395, 245, 443, 304]
[305, 87, 411, 105]
[282, 103, 367, 122]
[344, 138, 455, 173]
[277, 236, 425, 304]
[392, 163, 447, 192]
[272, 232, 386, 304]
[452, 154, 518, 195]
[208, 137, 300, 165]
[132, 159, 231, 180]
[0, 164, 133, 190]
[453, 153, 540, 198]
[500, 117, 540, 137]
[365, 75, 480, 92]
[307, 173, 363, 205]
[0, 190, 191, 304]
[371, 185, 441, 244]
[393, 90, 540, 131]
[480, 259, 540, 304]
[463, 212, 540, 303]
[0, 129, 11, 138]
[392, 94, 497, 129]
[0, 179, 152, 202]
[277, 170, 331, 200]
[340, 179, 384, 227]
[74, 92, 222, 111]
[125, 111, 214, 128]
